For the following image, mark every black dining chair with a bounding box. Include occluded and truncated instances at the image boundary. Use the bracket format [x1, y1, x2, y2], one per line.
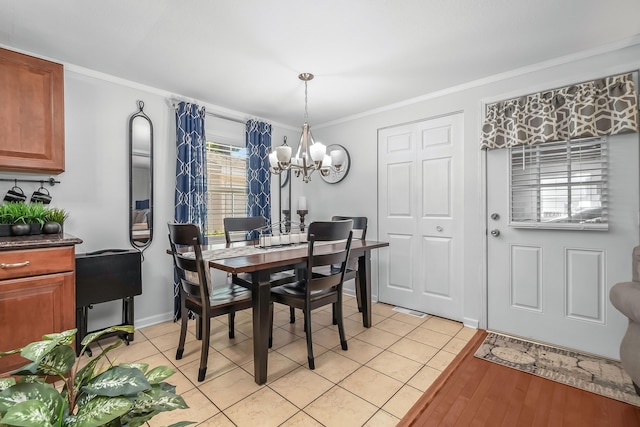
[223, 216, 266, 243]
[224, 216, 297, 289]
[168, 222, 253, 382]
[289, 216, 368, 325]
[269, 219, 353, 370]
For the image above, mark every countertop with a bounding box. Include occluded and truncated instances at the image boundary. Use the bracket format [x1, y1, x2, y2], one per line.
[0, 233, 83, 251]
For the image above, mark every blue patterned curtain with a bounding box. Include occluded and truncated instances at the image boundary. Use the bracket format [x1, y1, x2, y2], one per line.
[246, 120, 272, 238]
[173, 101, 207, 319]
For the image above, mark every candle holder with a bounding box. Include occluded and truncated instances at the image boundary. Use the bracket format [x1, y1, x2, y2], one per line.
[297, 209, 308, 232]
[282, 209, 291, 232]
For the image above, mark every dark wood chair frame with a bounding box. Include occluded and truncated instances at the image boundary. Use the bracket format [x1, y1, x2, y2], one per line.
[270, 220, 353, 369]
[168, 222, 253, 382]
[289, 216, 367, 324]
[223, 216, 266, 243]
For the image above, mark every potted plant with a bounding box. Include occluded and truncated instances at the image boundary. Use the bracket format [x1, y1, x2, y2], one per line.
[1, 202, 30, 236]
[0, 204, 12, 237]
[24, 202, 48, 234]
[43, 207, 69, 234]
[0, 325, 193, 427]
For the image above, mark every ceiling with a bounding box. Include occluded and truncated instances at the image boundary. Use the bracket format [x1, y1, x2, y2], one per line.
[2, 0, 640, 127]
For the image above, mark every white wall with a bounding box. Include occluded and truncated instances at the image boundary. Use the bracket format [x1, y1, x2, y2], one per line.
[308, 42, 640, 328]
[2, 41, 639, 332]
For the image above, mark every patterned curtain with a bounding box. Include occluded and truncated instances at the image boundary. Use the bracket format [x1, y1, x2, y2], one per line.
[173, 101, 207, 319]
[246, 119, 272, 238]
[481, 73, 638, 150]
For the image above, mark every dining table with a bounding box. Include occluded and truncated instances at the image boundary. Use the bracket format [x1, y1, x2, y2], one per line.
[171, 238, 388, 385]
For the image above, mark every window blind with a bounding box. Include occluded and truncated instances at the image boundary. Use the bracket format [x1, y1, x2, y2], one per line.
[205, 142, 247, 238]
[510, 137, 608, 229]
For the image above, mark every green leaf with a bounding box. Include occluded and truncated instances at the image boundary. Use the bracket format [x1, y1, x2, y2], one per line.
[42, 329, 77, 346]
[73, 395, 131, 427]
[80, 326, 134, 347]
[82, 366, 150, 397]
[144, 366, 175, 385]
[0, 348, 21, 357]
[0, 377, 16, 391]
[20, 340, 58, 363]
[167, 422, 197, 427]
[0, 400, 54, 427]
[0, 383, 66, 424]
[35, 345, 76, 377]
[118, 362, 148, 374]
[75, 340, 122, 390]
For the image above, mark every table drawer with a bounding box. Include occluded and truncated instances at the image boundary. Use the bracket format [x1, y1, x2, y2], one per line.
[0, 246, 74, 280]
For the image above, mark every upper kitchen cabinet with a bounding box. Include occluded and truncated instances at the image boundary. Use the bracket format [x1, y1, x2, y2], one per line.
[0, 48, 64, 173]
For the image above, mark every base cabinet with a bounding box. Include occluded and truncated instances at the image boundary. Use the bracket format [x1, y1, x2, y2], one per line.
[0, 246, 76, 376]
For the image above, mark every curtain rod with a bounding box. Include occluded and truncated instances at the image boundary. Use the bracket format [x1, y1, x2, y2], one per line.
[205, 111, 246, 125]
[169, 98, 246, 125]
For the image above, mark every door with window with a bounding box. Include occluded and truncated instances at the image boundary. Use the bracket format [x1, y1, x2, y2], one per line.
[487, 134, 639, 358]
[378, 113, 464, 321]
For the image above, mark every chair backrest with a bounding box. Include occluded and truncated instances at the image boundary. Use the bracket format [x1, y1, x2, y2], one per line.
[223, 216, 267, 243]
[167, 222, 209, 303]
[305, 220, 353, 293]
[331, 216, 367, 240]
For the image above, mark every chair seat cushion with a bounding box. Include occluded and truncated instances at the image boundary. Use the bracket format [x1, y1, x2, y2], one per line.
[271, 282, 331, 298]
[187, 284, 252, 309]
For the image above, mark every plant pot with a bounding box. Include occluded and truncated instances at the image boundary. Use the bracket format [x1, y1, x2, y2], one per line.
[43, 221, 62, 234]
[0, 224, 10, 237]
[29, 223, 42, 235]
[10, 223, 30, 236]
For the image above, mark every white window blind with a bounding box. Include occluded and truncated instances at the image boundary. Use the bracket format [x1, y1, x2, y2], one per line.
[205, 141, 247, 239]
[510, 137, 608, 230]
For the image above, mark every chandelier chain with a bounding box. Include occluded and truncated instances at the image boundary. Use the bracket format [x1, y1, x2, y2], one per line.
[304, 81, 308, 121]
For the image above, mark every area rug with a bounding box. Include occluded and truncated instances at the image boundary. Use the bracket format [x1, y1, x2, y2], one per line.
[474, 332, 640, 406]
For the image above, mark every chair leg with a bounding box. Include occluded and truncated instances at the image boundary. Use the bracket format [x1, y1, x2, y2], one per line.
[289, 307, 296, 323]
[269, 303, 274, 348]
[196, 314, 202, 340]
[198, 316, 211, 382]
[176, 302, 188, 360]
[304, 308, 315, 369]
[337, 294, 348, 351]
[355, 271, 362, 313]
[332, 303, 338, 325]
[228, 312, 235, 339]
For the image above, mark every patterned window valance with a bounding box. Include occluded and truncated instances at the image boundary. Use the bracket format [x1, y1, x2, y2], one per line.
[480, 73, 638, 150]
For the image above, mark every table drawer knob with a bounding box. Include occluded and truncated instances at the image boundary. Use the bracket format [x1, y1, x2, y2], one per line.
[0, 261, 30, 269]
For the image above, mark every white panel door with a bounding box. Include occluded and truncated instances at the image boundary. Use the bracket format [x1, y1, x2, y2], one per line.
[486, 133, 639, 358]
[378, 113, 464, 321]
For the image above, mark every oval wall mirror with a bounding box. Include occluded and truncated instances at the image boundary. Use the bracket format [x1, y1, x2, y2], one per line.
[129, 100, 154, 250]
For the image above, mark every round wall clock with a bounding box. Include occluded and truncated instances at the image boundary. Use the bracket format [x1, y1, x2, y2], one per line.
[320, 144, 351, 184]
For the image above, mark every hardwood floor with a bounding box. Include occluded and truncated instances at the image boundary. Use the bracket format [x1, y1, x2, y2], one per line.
[398, 330, 640, 427]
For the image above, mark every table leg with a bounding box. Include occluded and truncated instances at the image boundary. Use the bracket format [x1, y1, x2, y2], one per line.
[252, 270, 272, 385]
[358, 250, 372, 328]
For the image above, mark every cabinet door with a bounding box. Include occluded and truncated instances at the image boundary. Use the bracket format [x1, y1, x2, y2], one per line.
[0, 47, 64, 173]
[0, 272, 75, 375]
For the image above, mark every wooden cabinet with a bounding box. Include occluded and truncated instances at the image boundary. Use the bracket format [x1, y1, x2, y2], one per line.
[0, 246, 76, 375]
[0, 47, 64, 173]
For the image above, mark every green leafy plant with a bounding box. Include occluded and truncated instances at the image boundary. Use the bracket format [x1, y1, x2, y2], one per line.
[45, 207, 69, 225]
[24, 202, 48, 227]
[0, 326, 193, 427]
[0, 202, 29, 224]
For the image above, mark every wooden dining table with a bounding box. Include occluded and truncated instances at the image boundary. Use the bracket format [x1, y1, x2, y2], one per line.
[173, 238, 388, 385]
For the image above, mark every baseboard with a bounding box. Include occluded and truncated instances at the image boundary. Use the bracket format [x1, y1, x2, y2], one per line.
[463, 317, 479, 329]
[134, 311, 174, 330]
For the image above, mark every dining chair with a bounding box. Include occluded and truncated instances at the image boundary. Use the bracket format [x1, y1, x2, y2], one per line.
[269, 219, 353, 369]
[224, 216, 297, 289]
[223, 216, 266, 243]
[289, 216, 367, 325]
[168, 222, 253, 382]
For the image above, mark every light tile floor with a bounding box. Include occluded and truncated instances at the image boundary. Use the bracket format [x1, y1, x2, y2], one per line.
[94, 297, 476, 426]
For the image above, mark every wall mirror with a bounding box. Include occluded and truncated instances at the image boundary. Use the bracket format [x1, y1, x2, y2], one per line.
[129, 100, 154, 250]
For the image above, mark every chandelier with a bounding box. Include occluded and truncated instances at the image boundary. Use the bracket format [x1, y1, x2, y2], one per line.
[269, 73, 347, 183]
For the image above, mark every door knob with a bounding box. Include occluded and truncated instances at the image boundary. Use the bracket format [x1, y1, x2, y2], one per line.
[490, 213, 500, 220]
[490, 229, 500, 237]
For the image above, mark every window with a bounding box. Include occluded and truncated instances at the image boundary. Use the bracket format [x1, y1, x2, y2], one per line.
[510, 137, 607, 230]
[205, 141, 247, 241]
